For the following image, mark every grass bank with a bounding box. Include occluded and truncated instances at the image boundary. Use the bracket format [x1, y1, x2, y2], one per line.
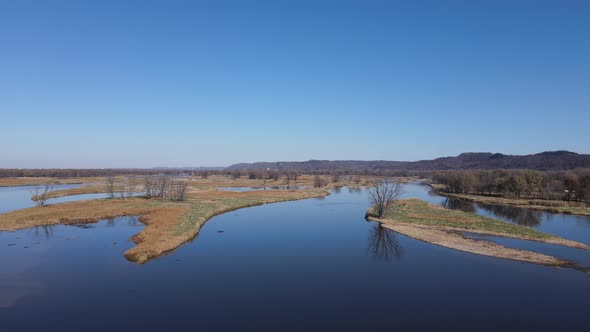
[0, 188, 329, 263]
[367, 199, 589, 268]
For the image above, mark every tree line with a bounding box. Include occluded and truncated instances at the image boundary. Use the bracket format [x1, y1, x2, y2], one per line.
[1, 167, 421, 179]
[105, 175, 188, 201]
[432, 169, 590, 204]
[0, 168, 191, 178]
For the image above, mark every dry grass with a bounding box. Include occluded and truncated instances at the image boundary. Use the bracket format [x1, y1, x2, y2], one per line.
[367, 199, 590, 268]
[0, 188, 329, 263]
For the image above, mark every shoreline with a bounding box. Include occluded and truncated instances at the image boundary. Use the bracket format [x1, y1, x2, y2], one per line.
[0, 188, 330, 263]
[367, 199, 590, 269]
[429, 183, 590, 217]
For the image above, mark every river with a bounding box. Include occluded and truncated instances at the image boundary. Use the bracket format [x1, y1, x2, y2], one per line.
[0, 182, 589, 331]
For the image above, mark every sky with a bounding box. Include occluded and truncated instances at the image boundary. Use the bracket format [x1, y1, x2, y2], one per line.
[1, 0, 589, 168]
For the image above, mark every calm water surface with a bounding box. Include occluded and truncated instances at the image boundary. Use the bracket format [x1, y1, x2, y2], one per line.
[1, 183, 589, 331]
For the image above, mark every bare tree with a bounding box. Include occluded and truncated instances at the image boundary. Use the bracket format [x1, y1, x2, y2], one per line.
[30, 183, 55, 207]
[144, 177, 155, 198]
[352, 175, 361, 185]
[121, 176, 137, 199]
[154, 175, 170, 200]
[118, 178, 126, 199]
[269, 170, 280, 181]
[105, 176, 116, 198]
[369, 179, 401, 218]
[169, 180, 188, 201]
[313, 175, 326, 188]
[331, 173, 341, 183]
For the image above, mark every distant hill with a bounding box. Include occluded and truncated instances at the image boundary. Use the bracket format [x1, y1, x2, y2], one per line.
[152, 166, 225, 171]
[226, 151, 590, 171]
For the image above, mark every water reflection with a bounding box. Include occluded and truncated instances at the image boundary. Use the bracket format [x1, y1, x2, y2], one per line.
[347, 187, 362, 194]
[71, 224, 96, 229]
[441, 198, 476, 213]
[368, 223, 404, 262]
[104, 216, 141, 227]
[476, 204, 542, 227]
[29, 225, 56, 239]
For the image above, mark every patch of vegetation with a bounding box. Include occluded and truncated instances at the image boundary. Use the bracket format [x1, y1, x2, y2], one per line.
[378, 199, 555, 240]
[0, 185, 330, 263]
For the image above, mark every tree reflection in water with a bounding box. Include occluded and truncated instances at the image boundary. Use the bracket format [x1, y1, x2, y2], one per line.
[347, 187, 362, 194]
[368, 223, 404, 262]
[476, 204, 542, 227]
[30, 225, 55, 239]
[441, 198, 542, 227]
[442, 198, 476, 213]
[126, 216, 141, 226]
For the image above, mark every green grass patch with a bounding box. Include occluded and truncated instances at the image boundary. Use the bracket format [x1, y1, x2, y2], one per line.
[381, 199, 555, 240]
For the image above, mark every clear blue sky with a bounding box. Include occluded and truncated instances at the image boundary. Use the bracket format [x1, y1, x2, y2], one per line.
[1, 0, 589, 168]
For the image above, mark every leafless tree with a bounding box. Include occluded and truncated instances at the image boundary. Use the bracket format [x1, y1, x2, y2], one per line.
[352, 175, 361, 185]
[30, 183, 55, 207]
[369, 179, 401, 218]
[105, 176, 116, 198]
[118, 178, 126, 199]
[169, 180, 188, 201]
[154, 175, 170, 200]
[144, 176, 157, 198]
[120, 176, 137, 199]
[313, 175, 327, 188]
[331, 173, 341, 183]
[313, 175, 322, 188]
[269, 170, 280, 181]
